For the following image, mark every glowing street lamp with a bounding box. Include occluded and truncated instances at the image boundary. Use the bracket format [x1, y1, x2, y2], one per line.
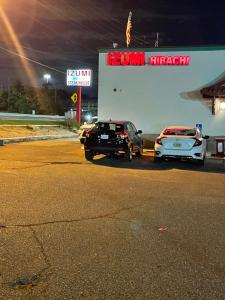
[220, 101, 225, 111]
[43, 73, 51, 84]
[43, 73, 57, 112]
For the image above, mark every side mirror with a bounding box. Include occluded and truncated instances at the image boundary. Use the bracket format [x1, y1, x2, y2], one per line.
[203, 135, 210, 139]
[136, 130, 142, 135]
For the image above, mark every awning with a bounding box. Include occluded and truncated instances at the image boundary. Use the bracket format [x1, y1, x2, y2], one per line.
[201, 78, 225, 98]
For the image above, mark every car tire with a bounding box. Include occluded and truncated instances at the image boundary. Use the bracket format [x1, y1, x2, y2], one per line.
[154, 156, 162, 163]
[125, 146, 132, 162]
[85, 150, 94, 161]
[196, 158, 205, 166]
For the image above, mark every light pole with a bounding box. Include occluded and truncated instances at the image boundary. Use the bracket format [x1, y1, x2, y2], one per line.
[7, 77, 10, 112]
[43, 73, 51, 84]
[43, 73, 57, 113]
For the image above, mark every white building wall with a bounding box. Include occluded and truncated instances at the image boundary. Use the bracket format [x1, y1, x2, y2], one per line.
[98, 48, 225, 136]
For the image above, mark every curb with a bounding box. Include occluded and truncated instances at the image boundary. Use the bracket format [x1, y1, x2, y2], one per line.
[0, 125, 61, 127]
[0, 134, 79, 145]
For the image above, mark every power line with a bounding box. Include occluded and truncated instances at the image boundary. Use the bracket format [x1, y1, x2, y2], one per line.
[31, 0, 151, 48]
[38, 0, 140, 48]
[0, 41, 98, 74]
[112, 17, 152, 45]
[0, 2, 152, 77]
[31, 1, 148, 50]
[0, 45, 66, 75]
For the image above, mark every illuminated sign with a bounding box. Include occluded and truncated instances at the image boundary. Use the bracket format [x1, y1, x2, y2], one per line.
[149, 56, 189, 65]
[107, 52, 190, 66]
[107, 52, 145, 66]
[67, 69, 92, 86]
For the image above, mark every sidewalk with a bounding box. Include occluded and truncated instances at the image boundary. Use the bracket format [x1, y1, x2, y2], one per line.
[1, 133, 79, 145]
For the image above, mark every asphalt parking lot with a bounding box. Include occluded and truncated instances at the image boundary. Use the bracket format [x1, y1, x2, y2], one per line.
[0, 139, 225, 300]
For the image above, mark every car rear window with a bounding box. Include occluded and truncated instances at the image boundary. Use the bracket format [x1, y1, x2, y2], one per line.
[96, 123, 124, 132]
[163, 128, 196, 136]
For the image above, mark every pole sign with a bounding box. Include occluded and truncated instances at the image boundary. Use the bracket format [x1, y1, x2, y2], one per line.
[71, 93, 77, 104]
[67, 69, 92, 86]
[196, 123, 203, 131]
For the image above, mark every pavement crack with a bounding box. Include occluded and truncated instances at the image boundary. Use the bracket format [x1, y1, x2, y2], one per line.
[1, 227, 52, 290]
[5, 205, 140, 229]
[29, 227, 51, 276]
[0, 159, 83, 170]
[11, 163, 52, 170]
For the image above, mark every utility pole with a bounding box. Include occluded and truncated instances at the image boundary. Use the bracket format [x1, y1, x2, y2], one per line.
[154, 32, 159, 48]
[76, 86, 82, 124]
[7, 77, 10, 112]
[54, 86, 57, 114]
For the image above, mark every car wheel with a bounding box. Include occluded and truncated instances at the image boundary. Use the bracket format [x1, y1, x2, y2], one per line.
[154, 156, 162, 163]
[196, 158, 205, 166]
[85, 150, 94, 161]
[125, 146, 132, 162]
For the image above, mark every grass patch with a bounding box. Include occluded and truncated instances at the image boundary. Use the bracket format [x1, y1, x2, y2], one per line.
[0, 119, 66, 126]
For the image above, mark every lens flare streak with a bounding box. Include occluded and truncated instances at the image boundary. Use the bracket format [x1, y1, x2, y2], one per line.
[0, 6, 37, 86]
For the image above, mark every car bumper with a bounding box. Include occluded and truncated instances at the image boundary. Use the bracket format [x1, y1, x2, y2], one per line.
[154, 147, 205, 160]
[85, 146, 128, 154]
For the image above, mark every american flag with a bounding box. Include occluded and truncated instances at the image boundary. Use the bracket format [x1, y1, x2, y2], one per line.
[126, 11, 132, 48]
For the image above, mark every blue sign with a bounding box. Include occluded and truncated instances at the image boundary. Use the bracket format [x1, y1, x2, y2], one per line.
[196, 123, 202, 131]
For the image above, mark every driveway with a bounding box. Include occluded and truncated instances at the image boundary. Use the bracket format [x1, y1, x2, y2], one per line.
[0, 140, 225, 299]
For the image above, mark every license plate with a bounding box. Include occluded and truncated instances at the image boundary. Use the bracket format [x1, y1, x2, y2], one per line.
[100, 134, 109, 139]
[173, 142, 182, 147]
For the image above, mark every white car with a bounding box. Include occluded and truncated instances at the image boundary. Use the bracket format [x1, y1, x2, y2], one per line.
[154, 126, 209, 165]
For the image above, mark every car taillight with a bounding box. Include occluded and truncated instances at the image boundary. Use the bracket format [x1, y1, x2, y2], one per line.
[118, 131, 128, 139]
[193, 138, 202, 147]
[156, 137, 163, 145]
[86, 129, 92, 138]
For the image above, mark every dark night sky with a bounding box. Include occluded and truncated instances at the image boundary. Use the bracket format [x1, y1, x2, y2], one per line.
[0, 0, 225, 95]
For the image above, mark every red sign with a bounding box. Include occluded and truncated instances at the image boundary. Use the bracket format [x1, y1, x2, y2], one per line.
[107, 52, 190, 66]
[149, 56, 190, 65]
[107, 52, 145, 66]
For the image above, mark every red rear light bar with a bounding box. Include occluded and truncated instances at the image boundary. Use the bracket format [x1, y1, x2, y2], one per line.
[118, 131, 128, 139]
[156, 137, 164, 145]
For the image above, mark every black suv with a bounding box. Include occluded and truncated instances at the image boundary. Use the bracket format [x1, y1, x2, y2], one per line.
[84, 120, 143, 161]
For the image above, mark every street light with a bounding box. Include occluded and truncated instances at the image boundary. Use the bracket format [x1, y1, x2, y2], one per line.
[43, 73, 57, 113]
[220, 101, 225, 111]
[43, 73, 51, 84]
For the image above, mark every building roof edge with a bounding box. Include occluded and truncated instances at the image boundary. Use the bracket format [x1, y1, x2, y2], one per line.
[98, 45, 225, 53]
